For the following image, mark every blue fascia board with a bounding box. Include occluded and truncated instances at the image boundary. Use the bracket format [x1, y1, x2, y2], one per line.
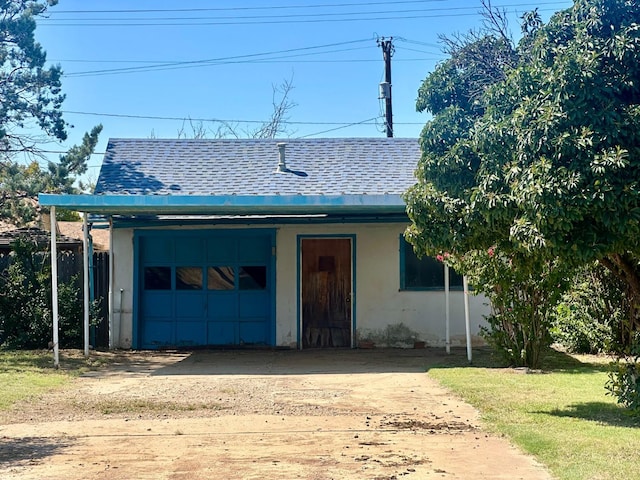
[38, 193, 407, 215]
[107, 215, 410, 229]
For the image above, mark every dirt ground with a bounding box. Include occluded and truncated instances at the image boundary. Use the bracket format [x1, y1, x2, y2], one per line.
[0, 349, 552, 480]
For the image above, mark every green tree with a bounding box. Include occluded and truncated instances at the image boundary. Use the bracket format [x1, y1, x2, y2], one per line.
[0, 1, 102, 225]
[0, 125, 102, 223]
[405, 3, 557, 367]
[406, 0, 640, 367]
[474, 0, 640, 346]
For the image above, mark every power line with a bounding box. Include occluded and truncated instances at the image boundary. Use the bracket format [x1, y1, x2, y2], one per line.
[45, 1, 568, 17]
[297, 117, 382, 138]
[48, 0, 447, 14]
[37, 4, 571, 27]
[397, 46, 441, 55]
[25, 119, 427, 160]
[65, 46, 374, 77]
[57, 47, 442, 78]
[53, 57, 438, 65]
[63, 40, 371, 77]
[40, 7, 464, 22]
[61, 109, 426, 126]
[61, 110, 395, 125]
[30, 116, 396, 155]
[396, 38, 441, 49]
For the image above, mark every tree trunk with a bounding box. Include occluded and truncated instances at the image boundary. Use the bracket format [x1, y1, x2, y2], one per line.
[599, 254, 640, 350]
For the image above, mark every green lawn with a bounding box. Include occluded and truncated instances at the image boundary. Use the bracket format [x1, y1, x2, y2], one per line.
[427, 349, 640, 480]
[0, 350, 99, 410]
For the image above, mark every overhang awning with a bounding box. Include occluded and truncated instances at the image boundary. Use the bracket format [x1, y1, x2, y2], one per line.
[38, 193, 407, 216]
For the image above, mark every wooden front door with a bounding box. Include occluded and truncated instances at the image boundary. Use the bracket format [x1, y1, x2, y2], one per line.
[301, 238, 352, 348]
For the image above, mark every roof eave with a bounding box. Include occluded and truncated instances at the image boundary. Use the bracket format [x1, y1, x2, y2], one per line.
[38, 193, 408, 215]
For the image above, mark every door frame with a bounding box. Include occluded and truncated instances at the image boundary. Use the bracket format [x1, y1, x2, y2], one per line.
[296, 234, 356, 349]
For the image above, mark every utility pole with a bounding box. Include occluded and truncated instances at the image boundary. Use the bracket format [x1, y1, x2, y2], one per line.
[377, 37, 394, 138]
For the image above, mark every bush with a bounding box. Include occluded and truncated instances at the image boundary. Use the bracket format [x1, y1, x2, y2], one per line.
[551, 264, 623, 354]
[0, 237, 98, 349]
[606, 334, 640, 414]
[448, 249, 570, 369]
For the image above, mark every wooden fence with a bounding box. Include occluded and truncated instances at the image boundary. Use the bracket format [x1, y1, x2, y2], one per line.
[92, 252, 110, 348]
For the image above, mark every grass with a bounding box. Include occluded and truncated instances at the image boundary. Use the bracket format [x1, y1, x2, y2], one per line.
[79, 398, 227, 415]
[0, 349, 103, 411]
[426, 348, 640, 480]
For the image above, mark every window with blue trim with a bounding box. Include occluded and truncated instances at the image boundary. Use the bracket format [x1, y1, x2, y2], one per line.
[400, 238, 463, 290]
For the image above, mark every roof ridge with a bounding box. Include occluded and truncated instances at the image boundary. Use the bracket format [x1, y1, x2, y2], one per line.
[107, 137, 419, 142]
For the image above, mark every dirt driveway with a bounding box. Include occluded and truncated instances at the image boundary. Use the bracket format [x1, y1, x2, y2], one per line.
[0, 349, 551, 480]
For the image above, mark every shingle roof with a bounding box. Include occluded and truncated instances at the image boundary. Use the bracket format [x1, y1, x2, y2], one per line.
[0, 227, 82, 252]
[95, 138, 420, 196]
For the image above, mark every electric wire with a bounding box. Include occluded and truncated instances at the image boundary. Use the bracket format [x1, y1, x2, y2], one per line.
[43, 1, 569, 19]
[398, 46, 442, 55]
[48, 0, 449, 14]
[37, 2, 572, 27]
[55, 44, 442, 76]
[63, 40, 371, 77]
[65, 46, 374, 77]
[396, 38, 441, 49]
[41, 7, 471, 22]
[54, 58, 439, 65]
[296, 116, 382, 138]
[61, 110, 381, 125]
[38, 9, 567, 28]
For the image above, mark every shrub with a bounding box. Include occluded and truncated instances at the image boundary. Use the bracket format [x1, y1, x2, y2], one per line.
[606, 333, 640, 414]
[551, 263, 623, 354]
[448, 249, 570, 369]
[0, 237, 98, 349]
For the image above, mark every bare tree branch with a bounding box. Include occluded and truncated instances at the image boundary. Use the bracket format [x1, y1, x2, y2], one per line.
[249, 75, 297, 139]
[168, 76, 297, 140]
[480, 0, 512, 44]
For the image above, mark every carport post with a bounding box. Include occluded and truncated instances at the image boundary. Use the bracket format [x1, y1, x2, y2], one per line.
[463, 276, 472, 363]
[50, 206, 60, 368]
[82, 213, 90, 358]
[108, 216, 114, 349]
[444, 265, 450, 354]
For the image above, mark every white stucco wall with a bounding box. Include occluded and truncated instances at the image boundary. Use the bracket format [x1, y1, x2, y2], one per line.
[111, 228, 134, 348]
[274, 223, 490, 348]
[109, 223, 490, 349]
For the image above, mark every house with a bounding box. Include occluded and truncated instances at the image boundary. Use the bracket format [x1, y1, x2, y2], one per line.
[57, 221, 110, 252]
[39, 138, 489, 350]
[0, 226, 83, 255]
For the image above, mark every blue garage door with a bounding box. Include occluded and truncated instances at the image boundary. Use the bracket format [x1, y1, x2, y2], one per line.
[136, 230, 274, 349]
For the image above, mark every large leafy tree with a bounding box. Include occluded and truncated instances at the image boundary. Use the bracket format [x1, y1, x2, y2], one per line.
[406, 0, 640, 350]
[0, 1, 101, 225]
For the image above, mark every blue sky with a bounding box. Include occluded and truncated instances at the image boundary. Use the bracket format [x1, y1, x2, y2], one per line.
[33, 0, 572, 180]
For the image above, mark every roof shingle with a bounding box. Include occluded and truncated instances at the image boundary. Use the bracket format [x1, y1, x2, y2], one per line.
[95, 138, 420, 196]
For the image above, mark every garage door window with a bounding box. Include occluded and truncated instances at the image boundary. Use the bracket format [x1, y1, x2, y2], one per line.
[239, 266, 267, 290]
[144, 266, 171, 290]
[176, 267, 203, 290]
[207, 266, 235, 290]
